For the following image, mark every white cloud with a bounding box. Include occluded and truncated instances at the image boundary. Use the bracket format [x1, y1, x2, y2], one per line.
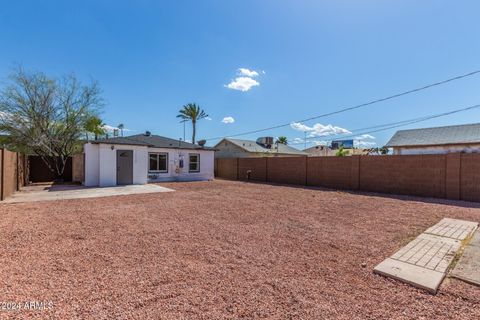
[238, 68, 259, 77]
[225, 77, 260, 92]
[102, 124, 133, 133]
[225, 67, 264, 92]
[313, 140, 329, 146]
[290, 122, 351, 137]
[355, 140, 376, 148]
[292, 137, 328, 147]
[354, 134, 375, 140]
[221, 116, 235, 124]
[290, 122, 311, 132]
[205, 117, 212, 121]
[291, 137, 304, 144]
[354, 133, 376, 148]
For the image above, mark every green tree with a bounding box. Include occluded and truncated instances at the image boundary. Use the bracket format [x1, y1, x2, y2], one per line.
[84, 116, 106, 141]
[335, 146, 349, 157]
[276, 136, 288, 145]
[176, 103, 208, 144]
[0, 67, 103, 177]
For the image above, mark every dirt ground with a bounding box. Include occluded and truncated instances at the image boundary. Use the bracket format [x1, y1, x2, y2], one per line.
[0, 180, 479, 319]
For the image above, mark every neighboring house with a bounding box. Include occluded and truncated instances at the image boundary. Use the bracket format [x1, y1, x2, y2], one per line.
[304, 145, 336, 156]
[303, 145, 369, 157]
[84, 132, 215, 187]
[214, 137, 307, 158]
[386, 123, 480, 155]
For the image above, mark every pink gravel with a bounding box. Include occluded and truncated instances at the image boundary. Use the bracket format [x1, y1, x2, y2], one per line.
[0, 179, 479, 319]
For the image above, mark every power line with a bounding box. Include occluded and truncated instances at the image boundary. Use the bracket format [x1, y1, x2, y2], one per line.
[292, 111, 457, 144]
[206, 69, 480, 141]
[291, 103, 480, 145]
[288, 103, 480, 146]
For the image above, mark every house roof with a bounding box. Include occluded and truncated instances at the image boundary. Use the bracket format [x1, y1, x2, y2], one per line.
[303, 145, 329, 152]
[386, 123, 480, 147]
[216, 138, 308, 155]
[91, 134, 215, 150]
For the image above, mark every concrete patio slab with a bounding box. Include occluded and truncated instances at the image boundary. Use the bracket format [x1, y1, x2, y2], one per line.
[424, 218, 478, 240]
[451, 231, 480, 286]
[374, 218, 478, 293]
[375, 234, 461, 293]
[4, 184, 174, 203]
[469, 230, 480, 247]
[374, 258, 446, 293]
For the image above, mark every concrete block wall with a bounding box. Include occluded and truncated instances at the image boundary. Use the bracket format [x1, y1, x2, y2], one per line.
[445, 153, 461, 200]
[216, 158, 239, 180]
[460, 154, 480, 202]
[307, 157, 354, 190]
[215, 153, 480, 202]
[266, 157, 307, 185]
[359, 155, 446, 198]
[238, 158, 267, 181]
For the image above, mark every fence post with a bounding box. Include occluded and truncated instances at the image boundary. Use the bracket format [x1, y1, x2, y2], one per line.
[350, 156, 360, 190]
[236, 158, 239, 180]
[305, 156, 308, 186]
[16, 152, 19, 191]
[445, 153, 461, 200]
[265, 157, 269, 182]
[24, 154, 29, 186]
[264, 157, 268, 182]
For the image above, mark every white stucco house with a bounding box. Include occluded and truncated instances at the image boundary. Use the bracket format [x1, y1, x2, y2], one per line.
[386, 123, 480, 155]
[84, 133, 215, 187]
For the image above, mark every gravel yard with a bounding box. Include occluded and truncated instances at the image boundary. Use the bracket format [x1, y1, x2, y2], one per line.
[1, 179, 479, 319]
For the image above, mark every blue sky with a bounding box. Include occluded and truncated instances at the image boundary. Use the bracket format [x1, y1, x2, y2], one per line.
[1, 0, 480, 148]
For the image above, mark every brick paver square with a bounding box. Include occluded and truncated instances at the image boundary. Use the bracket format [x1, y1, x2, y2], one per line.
[424, 218, 478, 240]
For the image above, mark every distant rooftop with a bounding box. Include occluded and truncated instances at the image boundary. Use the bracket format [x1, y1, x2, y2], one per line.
[91, 134, 215, 150]
[216, 138, 308, 155]
[303, 145, 329, 152]
[386, 123, 480, 147]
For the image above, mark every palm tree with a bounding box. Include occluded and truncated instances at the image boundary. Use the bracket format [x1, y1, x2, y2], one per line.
[84, 116, 106, 141]
[176, 103, 208, 144]
[118, 123, 125, 137]
[276, 136, 288, 145]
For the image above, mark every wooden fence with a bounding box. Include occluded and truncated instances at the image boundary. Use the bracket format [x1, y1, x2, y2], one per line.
[28, 156, 73, 182]
[0, 151, 86, 201]
[28, 154, 85, 183]
[0, 148, 28, 200]
[215, 153, 480, 202]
